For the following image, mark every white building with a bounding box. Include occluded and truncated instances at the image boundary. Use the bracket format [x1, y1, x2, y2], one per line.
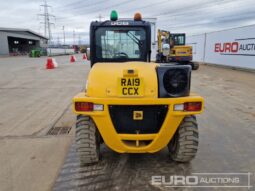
[186, 25, 255, 70]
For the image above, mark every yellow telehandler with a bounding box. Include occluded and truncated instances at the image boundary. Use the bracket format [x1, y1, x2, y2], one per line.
[73, 11, 204, 165]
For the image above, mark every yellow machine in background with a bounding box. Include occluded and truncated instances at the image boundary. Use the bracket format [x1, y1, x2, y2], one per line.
[156, 29, 199, 70]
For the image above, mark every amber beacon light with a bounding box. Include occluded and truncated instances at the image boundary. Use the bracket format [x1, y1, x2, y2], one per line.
[134, 12, 142, 21]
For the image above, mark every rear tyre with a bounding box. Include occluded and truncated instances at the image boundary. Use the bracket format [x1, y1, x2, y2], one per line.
[168, 115, 198, 162]
[191, 63, 199, 70]
[75, 115, 100, 165]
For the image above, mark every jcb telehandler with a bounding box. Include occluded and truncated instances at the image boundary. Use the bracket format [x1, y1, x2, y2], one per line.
[156, 29, 199, 70]
[73, 11, 204, 165]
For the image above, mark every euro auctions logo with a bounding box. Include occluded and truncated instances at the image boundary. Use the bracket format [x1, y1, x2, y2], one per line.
[215, 42, 239, 53]
[214, 38, 255, 56]
[151, 173, 253, 188]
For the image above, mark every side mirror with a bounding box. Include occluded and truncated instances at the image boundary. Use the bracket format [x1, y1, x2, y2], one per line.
[162, 43, 170, 56]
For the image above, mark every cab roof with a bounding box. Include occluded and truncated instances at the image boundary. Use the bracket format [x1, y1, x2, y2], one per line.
[90, 20, 151, 28]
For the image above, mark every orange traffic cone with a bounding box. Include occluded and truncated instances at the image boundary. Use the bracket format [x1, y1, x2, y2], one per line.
[82, 53, 87, 60]
[46, 57, 55, 69]
[70, 55, 76, 63]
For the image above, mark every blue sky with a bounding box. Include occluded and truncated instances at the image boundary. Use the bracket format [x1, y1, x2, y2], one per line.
[0, 0, 255, 44]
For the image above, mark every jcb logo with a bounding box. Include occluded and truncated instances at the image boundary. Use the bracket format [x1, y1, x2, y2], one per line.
[111, 21, 129, 26]
[133, 111, 143, 120]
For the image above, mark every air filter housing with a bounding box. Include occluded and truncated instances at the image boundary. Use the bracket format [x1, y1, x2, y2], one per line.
[157, 65, 191, 98]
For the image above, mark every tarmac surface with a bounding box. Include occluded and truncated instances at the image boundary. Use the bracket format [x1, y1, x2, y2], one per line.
[0, 55, 254, 191]
[0, 54, 89, 191]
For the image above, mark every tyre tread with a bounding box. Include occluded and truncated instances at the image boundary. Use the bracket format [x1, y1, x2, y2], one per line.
[75, 115, 100, 165]
[168, 115, 199, 162]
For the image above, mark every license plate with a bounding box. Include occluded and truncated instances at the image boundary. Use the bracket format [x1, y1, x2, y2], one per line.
[118, 77, 144, 96]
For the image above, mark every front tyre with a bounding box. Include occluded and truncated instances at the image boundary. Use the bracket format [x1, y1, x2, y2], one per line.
[168, 115, 199, 162]
[75, 115, 100, 165]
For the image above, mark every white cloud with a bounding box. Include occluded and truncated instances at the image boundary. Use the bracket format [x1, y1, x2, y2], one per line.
[0, 0, 255, 44]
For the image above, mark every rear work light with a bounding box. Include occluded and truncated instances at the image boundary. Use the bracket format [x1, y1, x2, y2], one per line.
[174, 102, 202, 112]
[75, 102, 104, 112]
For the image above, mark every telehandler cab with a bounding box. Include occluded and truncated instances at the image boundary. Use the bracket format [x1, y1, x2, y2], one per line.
[73, 11, 204, 165]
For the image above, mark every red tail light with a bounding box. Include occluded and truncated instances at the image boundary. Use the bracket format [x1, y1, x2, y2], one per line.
[184, 102, 202, 111]
[75, 102, 93, 111]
